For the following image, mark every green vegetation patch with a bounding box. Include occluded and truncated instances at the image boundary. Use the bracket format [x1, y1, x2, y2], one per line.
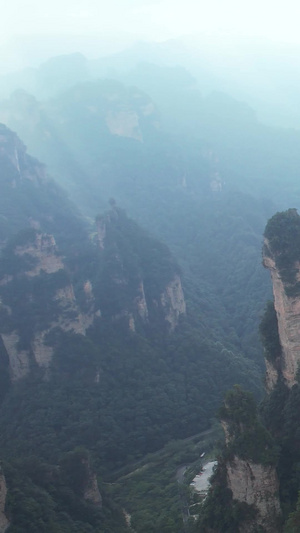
[219, 385, 279, 466]
[196, 461, 257, 533]
[264, 209, 300, 287]
[259, 300, 282, 363]
[110, 428, 221, 533]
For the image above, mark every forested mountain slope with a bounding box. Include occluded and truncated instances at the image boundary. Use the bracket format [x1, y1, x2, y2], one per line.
[0, 124, 264, 531]
[195, 210, 300, 532]
[4, 53, 300, 531]
[0, 75, 278, 369]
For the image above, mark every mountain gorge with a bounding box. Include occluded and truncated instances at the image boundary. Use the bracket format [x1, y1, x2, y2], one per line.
[0, 118, 266, 531]
[0, 71, 277, 369]
[3, 45, 300, 532]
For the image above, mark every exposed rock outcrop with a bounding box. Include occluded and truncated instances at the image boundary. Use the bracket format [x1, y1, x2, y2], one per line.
[209, 387, 282, 533]
[0, 123, 46, 186]
[83, 469, 102, 508]
[263, 238, 300, 388]
[96, 207, 186, 332]
[161, 274, 186, 331]
[135, 281, 149, 321]
[0, 470, 9, 532]
[226, 456, 281, 533]
[264, 357, 280, 391]
[0, 231, 96, 379]
[1, 205, 186, 381]
[1, 332, 31, 381]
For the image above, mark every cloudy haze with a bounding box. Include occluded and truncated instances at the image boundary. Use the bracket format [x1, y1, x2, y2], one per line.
[1, 0, 300, 72]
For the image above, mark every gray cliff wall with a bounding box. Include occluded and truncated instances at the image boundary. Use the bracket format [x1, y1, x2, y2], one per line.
[226, 456, 281, 533]
[263, 238, 300, 388]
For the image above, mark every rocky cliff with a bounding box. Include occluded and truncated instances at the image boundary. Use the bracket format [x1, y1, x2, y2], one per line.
[0, 471, 9, 533]
[221, 388, 281, 532]
[224, 451, 281, 532]
[200, 386, 281, 532]
[81, 457, 102, 508]
[262, 209, 300, 388]
[160, 274, 186, 331]
[0, 229, 97, 380]
[0, 124, 95, 379]
[0, 121, 47, 188]
[0, 81, 160, 160]
[262, 243, 300, 387]
[0, 125, 186, 382]
[0, 122, 87, 247]
[95, 207, 186, 332]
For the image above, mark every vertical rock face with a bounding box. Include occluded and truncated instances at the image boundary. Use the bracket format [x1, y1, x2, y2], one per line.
[83, 470, 102, 508]
[60, 450, 102, 511]
[1, 332, 31, 381]
[0, 230, 96, 379]
[226, 457, 281, 533]
[96, 208, 186, 332]
[161, 274, 186, 331]
[264, 357, 280, 391]
[0, 471, 9, 533]
[0, 123, 47, 187]
[135, 281, 149, 321]
[263, 238, 300, 388]
[0, 123, 186, 388]
[0, 208, 186, 381]
[212, 388, 282, 533]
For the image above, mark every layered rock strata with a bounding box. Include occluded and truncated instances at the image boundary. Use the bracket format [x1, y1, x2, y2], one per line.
[263, 238, 300, 388]
[225, 456, 281, 533]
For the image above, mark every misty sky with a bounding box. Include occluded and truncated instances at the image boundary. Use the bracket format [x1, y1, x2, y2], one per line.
[1, 0, 300, 72]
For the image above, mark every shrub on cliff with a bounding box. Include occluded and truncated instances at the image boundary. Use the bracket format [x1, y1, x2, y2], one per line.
[219, 385, 279, 465]
[264, 209, 300, 284]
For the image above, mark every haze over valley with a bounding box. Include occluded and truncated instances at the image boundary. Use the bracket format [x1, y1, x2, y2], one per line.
[2, 2, 300, 532]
